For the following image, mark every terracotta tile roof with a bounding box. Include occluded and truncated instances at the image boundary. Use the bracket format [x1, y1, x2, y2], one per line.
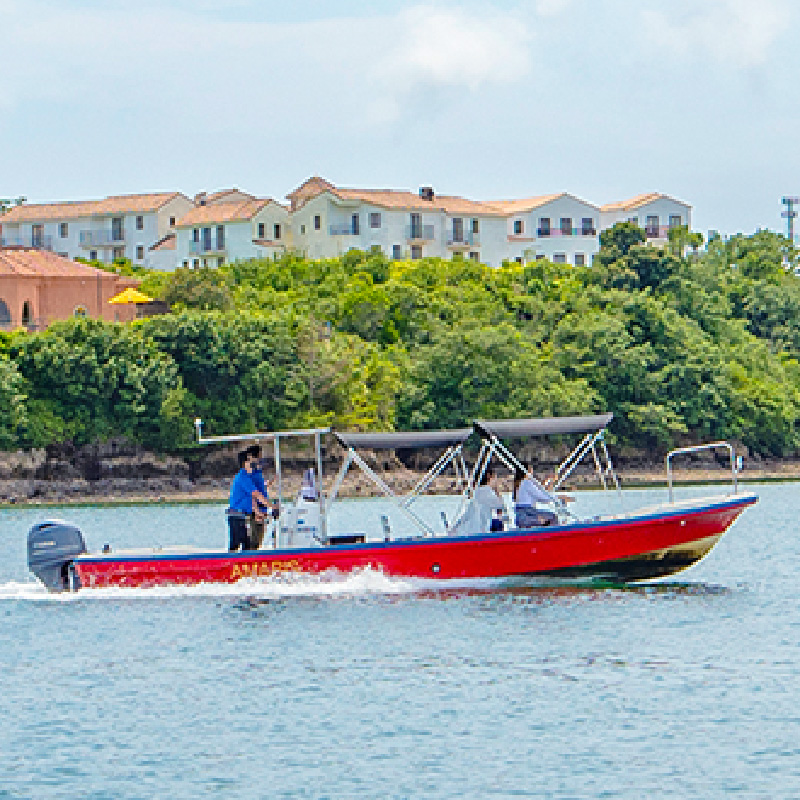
[600, 193, 690, 212]
[483, 193, 567, 214]
[0, 192, 187, 223]
[175, 199, 277, 227]
[201, 188, 256, 204]
[288, 178, 591, 218]
[150, 233, 176, 252]
[0, 246, 139, 280]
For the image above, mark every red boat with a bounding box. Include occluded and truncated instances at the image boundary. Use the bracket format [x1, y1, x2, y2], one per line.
[27, 415, 757, 591]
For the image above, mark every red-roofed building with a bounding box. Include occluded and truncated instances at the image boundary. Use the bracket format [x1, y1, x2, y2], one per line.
[600, 193, 692, 241]
[0, 247, 140, 331]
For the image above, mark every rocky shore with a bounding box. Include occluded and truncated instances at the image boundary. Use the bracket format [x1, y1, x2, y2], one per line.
[0, 439, 797, 506]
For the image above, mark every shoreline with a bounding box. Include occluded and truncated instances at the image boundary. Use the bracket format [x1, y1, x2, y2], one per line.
[1, 467, 796, 509]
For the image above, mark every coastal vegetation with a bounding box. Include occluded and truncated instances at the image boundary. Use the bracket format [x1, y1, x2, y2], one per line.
[1, 224, 799, 457]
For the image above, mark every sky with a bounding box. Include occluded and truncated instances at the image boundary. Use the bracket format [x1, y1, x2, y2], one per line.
[1, 0, 799, 238]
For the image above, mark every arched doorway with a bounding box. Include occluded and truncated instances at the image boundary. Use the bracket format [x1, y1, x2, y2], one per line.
[0, 299, 11, 330]
[21, 301, 32, 329]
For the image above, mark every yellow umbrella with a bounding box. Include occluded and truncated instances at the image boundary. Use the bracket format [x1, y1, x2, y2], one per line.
[108, 287, 154, 305]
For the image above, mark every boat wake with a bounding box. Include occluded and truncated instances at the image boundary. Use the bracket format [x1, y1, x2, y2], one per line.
[0, 571, 729, 604]
[0, 569, 513, 603]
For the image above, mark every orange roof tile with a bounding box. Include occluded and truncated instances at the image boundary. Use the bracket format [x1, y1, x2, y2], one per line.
[175, 199, 277, 227]
[0, 247, 140, 280]
[600, 193, 689, 212]
[0, 192, 187, 223]
[288, 178, 591, 218]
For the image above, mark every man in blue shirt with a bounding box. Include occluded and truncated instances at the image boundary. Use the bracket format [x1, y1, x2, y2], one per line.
[246, 444, 274, 549]
[228, 450, 270, 551]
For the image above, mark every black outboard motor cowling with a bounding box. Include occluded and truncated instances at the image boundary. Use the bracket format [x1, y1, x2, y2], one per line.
[28, 520, 86, 592]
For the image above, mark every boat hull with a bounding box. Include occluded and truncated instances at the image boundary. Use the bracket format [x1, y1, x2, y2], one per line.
[71, 494, 757, 589]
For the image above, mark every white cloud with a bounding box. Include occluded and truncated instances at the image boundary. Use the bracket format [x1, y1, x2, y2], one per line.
[641, 0, 791, 68]
[0, 2, 532, 127]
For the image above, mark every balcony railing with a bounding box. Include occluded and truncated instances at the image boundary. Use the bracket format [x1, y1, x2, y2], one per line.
[447, 231, 480, 247]
[536, 227, 597, 237]
[406, 224, 435, 241]
[329, 223, 359, 236]
[189, 239, 226, 254]
[645, 225, 671, 239]
[0, 236, 53, 250]
[80, 230, 125, 247]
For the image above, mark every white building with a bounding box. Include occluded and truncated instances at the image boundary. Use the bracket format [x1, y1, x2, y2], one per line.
[600, 193, 692, 243]
[286, 177, 601, 268]
[174, 198, 290, 269]
[0, 192, 193, 269]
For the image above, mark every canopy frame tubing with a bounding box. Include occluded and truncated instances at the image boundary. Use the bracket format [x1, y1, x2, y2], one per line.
[327, 432, 472, 539]
[194, 419, 331, 548]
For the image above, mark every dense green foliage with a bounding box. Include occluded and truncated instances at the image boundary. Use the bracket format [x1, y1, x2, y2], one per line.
[3, 225, 800, 456]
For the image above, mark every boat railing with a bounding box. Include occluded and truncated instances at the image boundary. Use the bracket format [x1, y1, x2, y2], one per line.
[666, 442, 739, 503]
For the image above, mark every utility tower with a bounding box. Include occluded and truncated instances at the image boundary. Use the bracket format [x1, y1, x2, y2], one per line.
[783, 197, 799, 243]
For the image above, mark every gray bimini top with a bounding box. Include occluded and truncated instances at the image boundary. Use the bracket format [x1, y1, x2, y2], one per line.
[334, 428, 473, 451]
[474, 413, 613, 440]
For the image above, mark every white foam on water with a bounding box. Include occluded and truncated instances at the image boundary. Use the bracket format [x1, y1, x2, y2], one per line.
[0, 570, 518, 603]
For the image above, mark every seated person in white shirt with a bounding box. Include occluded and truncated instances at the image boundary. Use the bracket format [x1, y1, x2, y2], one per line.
[451, 465, 505, 536]
[513, 466, 572, 528]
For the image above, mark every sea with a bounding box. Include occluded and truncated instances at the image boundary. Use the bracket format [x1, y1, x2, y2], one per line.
[0, 482, 797, 799]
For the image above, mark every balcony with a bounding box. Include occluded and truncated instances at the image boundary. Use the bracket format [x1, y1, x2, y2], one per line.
[329, 223, 359, 236]
[80, 230, 125, 247]
[447, 231, 480, 248]
[0, 235, 53, 250]
[406, 224, 435, 242]
[646, 225, 670, 239]
[536, 227, 597, 238]
[189, 239, 226, 255]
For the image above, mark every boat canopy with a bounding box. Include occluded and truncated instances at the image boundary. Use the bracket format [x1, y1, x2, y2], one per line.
[474, 413, 613, 440]
[334, 429, 473, 451]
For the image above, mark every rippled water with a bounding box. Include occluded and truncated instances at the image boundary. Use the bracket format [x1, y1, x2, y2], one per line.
[1, 483, 798, 799]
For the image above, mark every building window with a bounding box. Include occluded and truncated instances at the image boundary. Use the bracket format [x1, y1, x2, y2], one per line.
[192, 228, 200, 243]
[89, 250, 98, 261]
[469, 251, 479, 261]
[314, 215, 321, 231]
[560, 217, 572, 236]
[352, 214, 360, 236]
[193, 259, 199, 268]
[59, 222, 68, 238]
[274, 223, 281, 239]
[452, 218, 464, 243]
[581, 217, 595, 236]
[73, 305, 88, 319]
[0, 299, 11, 327]
[628, 216, 638, 225]
[370, 213, 381, 229]
[515, 256, 523, 264]
[170, 216, 176, 227]
[669, 214, 682, 229]
[574, 253, 585, 266]
[645, 215, 659, 238]
[472, 219, 479, 235]
[411, 245, 423, 260]
[183, 261, 189, 268]
[218, 257, 224, 267]
[392, 244, 402, 259]
[21, 301, 32, 329]
[410, 213, 422, 239]
[513, 219, 523, 235]
[553, 253, 566, 264]
[31, 224, 44, 248]
[258, 222, 266, 239]
[136, 215, 144, 230]
[203, 259, 208, 268]
[300, 224, 306, 235]
[113, 247, 124, 261]
[216, 225, 224, 250]
[136, 245, 144, 260]
[202, 227, 212, 252]
[111, 217, 124, 242]
[538, 218, 551, 236]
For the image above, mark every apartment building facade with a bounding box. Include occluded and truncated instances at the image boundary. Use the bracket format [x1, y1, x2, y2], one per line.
[0, 192, 193, 269]
[287, 178, 602, 268]
[600, 193, 692, 242]
[173, 198, 290, 269]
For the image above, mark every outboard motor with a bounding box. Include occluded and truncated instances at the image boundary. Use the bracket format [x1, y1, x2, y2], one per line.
[27, 520, 86, 592]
